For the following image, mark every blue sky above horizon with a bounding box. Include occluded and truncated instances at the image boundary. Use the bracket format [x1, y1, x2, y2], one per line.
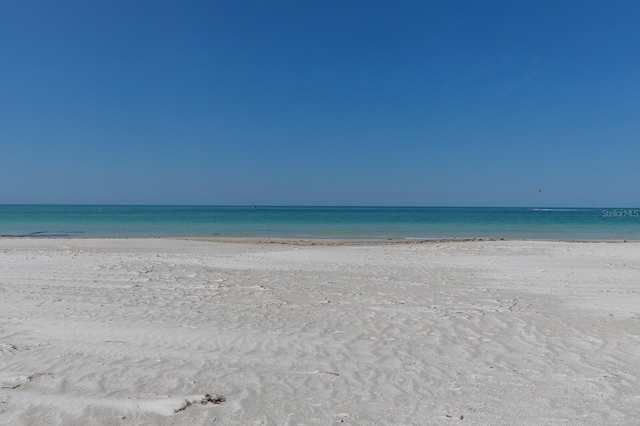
[1, 0, 639, 207]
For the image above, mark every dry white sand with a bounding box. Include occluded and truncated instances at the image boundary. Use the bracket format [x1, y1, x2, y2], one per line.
[1, 238, 639, 425]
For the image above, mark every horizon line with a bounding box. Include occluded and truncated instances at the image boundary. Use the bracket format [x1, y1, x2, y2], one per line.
[1, 203, 637, 209]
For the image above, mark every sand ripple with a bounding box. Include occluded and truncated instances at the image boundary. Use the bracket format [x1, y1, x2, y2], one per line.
[1, 239, 639, 425]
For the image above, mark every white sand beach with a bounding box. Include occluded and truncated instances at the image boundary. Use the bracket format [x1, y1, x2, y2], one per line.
[1, 239, 639, 425]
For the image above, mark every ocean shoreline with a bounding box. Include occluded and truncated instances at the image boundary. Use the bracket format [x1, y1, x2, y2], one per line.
[2, 235, 639, 245]
[177, 236, 640, 245]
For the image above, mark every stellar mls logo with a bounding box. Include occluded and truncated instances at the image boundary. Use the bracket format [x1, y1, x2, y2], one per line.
[602, 209, 639, 218]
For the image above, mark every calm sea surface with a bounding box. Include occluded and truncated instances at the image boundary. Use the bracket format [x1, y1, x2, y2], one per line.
[1, 205, 639, 240]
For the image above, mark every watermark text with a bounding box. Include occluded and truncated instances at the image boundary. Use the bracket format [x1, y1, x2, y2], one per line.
[602, 209, 639, 218]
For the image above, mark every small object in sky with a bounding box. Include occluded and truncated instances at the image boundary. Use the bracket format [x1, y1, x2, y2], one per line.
[538, 189, 542, 192]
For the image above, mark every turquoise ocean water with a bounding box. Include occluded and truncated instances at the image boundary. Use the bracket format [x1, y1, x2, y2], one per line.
[1, 205, 639, 240]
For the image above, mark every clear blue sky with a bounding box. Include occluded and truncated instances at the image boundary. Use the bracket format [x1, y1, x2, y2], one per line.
[1, 0, 638, 206]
